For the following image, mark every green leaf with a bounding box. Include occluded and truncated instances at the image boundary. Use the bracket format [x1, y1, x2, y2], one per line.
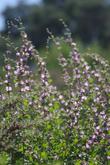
[41, 151, 47, 159]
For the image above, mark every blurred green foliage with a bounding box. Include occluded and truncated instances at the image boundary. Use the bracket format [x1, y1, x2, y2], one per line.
[0, 0, 110, 71]
[2, 0, 110, 47]
[39, 38, 110, 87]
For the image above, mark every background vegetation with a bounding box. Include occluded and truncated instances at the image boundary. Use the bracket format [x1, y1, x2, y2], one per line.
[1, 0, 110, 62]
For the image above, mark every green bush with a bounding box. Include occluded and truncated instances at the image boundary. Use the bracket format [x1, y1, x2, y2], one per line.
[0, 26, 110, 165]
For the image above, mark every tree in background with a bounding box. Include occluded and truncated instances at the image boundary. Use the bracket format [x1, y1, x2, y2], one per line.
[1, 0, 110, 48]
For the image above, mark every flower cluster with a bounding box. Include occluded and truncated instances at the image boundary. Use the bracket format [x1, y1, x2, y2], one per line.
[14, 32, 35, 93]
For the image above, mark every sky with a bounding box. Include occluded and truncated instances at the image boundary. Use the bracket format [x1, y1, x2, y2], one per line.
[0, 0, 41, 31]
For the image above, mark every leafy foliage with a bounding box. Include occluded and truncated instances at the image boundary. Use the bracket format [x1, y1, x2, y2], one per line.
[0, 25, 110, 164]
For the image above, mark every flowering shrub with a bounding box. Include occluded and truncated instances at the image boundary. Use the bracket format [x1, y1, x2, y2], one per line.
[0, 25, 110, 165]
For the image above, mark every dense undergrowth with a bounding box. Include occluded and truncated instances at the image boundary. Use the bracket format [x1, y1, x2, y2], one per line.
[0, 23, 110, 165]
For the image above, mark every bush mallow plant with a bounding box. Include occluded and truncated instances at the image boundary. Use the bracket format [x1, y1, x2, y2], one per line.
[0, 21, 110, 164]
